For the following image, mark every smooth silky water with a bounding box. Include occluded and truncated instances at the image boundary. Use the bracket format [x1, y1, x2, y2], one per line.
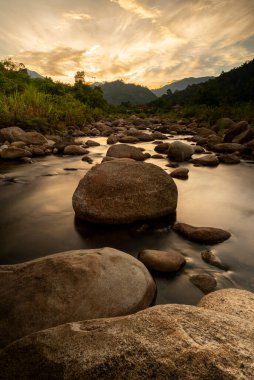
[0, 136, 253, 305]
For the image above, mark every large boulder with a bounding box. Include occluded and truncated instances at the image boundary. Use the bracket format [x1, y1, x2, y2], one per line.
[167, 141, 194, 162]
[0, 147, 32, 160]
[0, 248, 156, 348]
[106, 144, 147, 161]
[0, 126, 25, 142]
[0, 127, 47, 145]
[198, 288, 254, 323]
[173, 223, 231, 244]
[73, 159, 178, 224]
[1, 303, 254, 379]
[213, 143, 242, 154]
[223, 121, 249, 143]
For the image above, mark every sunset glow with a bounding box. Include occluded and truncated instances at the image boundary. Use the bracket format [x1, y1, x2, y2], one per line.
[0, 0, 253, 87]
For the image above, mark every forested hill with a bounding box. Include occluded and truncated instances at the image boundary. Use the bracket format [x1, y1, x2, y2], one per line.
[151, 76, 214, 97]
[99, 80, 157, 105]
[152, 59, 254, 109]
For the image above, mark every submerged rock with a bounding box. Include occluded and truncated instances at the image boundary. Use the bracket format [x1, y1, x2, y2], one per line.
[201, 249, 228, 270]
[138, 249, 186, 273]
[190, 273, 217, 293]
[0, 247, 156, 348]
[73, 159, 178, 224]
[172, 223, 231, 244]
[1, 302, 254, 380]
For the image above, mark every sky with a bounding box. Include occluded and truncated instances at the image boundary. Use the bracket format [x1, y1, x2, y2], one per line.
[0, 0, 254, 88]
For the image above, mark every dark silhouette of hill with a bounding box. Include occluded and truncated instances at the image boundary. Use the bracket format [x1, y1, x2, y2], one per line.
[152, 59, 254, 109]
[99, 80, 157, 105]
[151, 76, 214, 97]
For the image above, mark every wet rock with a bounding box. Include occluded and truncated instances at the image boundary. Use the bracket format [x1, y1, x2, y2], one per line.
[167, 141, 194, 162]
[118, 136, 139, 144]
[53, 137, 75, 153]
[19, 157, 33, 164]
[151, 154, 164, 159]
[151, 131, 168, 140]
[206, 135, 223, 149]
[29, 146, 46, 156]
[191, 154, 219, 167]
[0, 247, 156, 348]
[201, 249, 228, 270]
[1, 303, 254, 380]
[84, 140, 100, 147]
[154, 142, 170, 153]
[138, 249, 186, 272]
[134, 132, 153, 142]
[172, 223, 231, 244]
[93, 122, 113, 136]
[82, 155, 93, 164]
[170, 167, 189, 180]
[196, 127, 216, 137]
[194, 145, 206, 154]
[107, 134, 119, 145]
[11, 141, 26, 148]
[218, 154, 240, 164]
[223, 121, 249, 143]
[190, 273, 217, 293]
[198, 288, 254, 323]
[166, 162, 179, 168]
[73, 159, 178, 224]
[213, 118, 235, 134]
[0, 147, 32, 160]
[0, 126, 25, 142]
[63, 145, 89, 155]
[213, 143, 242, 153]
[106, 144, 148, 161]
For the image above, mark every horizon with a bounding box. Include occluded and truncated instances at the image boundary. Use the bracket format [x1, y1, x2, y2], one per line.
[0, 0, 254, 87]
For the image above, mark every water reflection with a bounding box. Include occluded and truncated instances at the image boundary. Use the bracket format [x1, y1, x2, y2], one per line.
[0, 136, 254, 305]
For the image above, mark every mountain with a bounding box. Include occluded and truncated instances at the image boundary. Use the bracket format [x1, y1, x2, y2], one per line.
[26, 69, 44, 79]
[151, 59, 254, 109]
[152, 76, 214, 97]
[98, 80, 157, 105]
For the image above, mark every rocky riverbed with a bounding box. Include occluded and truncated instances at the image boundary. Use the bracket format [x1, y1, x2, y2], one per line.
[1, 116, 254, 378]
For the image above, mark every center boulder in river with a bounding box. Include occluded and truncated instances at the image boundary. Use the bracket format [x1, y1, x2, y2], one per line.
[73, 159, 178, 224]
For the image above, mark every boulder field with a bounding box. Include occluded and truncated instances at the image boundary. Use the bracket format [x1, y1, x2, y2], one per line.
[0, 248, 156, 348]
[0, 289, 253, 380]
[72, 159, 178, 224]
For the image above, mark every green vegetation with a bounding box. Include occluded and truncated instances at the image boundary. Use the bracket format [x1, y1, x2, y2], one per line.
[99, 80, 157, 106]
[0, 59, 109, 133]
[151, 59, 254, 123]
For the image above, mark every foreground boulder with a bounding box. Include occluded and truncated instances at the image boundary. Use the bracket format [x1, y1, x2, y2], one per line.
[0, 248, 156, 348]
[106, 144, 147, 161]
[1, 302, 254, 379]
[173, 223, 231, 244]
[198, 288, 254, 323]
[73, 159, 178, 224]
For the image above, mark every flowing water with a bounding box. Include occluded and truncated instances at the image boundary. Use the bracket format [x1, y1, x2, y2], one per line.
[0, 135, 254, 305]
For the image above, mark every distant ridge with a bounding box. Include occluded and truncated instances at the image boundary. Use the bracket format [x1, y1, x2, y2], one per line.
[26, 69, 44, 79]
[152, 76, 214, 97]
[97, 80, 157, 105]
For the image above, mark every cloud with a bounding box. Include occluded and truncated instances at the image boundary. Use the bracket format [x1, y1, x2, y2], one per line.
[0, 0, 254, 87]
[110, 0, 161, 19]
[63, 12, 92, 20]
[17, 47, 87, 76]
